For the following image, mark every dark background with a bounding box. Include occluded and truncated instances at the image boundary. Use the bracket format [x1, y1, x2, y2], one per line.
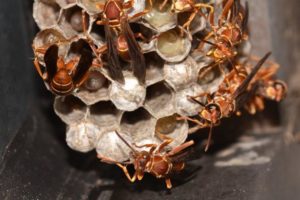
[1, 0, 300, 199]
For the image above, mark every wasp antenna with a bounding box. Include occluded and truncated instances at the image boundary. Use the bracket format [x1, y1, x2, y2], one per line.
[115, 131, 137, 153]
[197, 38, 218, 47]
[204, 123, 213, 152]
[187, 95, 206, 107]
[243, 1, 249, 30]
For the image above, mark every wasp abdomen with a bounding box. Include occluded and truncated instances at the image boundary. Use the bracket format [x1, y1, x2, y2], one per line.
[51, 70, 74, 95]
[150, 156, 171, 178]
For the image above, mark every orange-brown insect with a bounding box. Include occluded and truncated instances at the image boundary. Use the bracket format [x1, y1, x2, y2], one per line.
[180, 52, 271, 151]
[91, 0, 151, 84]
[159, 0, 214, 35]
[33, 44, 94, 96]
[244, 72, 287, 114]
[197, 0, 249, 71]
[99, 131, 195, 189]
[236, 57, 288, 114]
[257, 80, 287, 102]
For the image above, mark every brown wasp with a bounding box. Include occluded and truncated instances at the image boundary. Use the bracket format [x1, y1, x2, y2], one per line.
[197, 0, 249, 72]
[257, 80, 287, 102]
[179, 52, 271, 151]
[89, 0, 151, 84]
[98, 131, 195, 189]
[33, 43, 94, 96]
[235, 56, 287, 114]
[244, 70, 287, 114]
[159, 0, 214, 36]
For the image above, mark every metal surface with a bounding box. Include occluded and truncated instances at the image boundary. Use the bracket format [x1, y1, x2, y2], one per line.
[0, 0, 35, 156]
[1, 0, 300, 199]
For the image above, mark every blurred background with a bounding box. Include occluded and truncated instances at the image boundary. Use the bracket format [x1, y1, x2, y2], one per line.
[0, 0, 300, 199]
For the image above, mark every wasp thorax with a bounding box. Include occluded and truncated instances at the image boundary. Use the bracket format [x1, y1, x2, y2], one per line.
[105, 0, 122, 19]
[220, 26, 242, 44]
[213, 39, 234, 59]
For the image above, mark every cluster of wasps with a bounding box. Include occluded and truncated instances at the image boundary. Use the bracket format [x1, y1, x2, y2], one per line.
[32, 0, 287, 189]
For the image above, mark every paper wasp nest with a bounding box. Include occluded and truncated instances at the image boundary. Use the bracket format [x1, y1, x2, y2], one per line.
[32, 0, 250, 162]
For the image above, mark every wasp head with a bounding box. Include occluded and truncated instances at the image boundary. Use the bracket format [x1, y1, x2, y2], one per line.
[132, 151, 151, 180]
[201, 103, 222, 124]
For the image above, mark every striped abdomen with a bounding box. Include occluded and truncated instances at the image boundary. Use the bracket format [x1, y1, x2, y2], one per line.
[50, 70, 74, 95]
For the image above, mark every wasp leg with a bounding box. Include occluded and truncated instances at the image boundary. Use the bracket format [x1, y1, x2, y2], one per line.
[168, 140, 194, 156]
[181, 11, 196, 39]
[129, 0, 152, 21]
[204, 123, 213, 152]
[123, 0, 134, 9]
[33, 58, 47, 80]
[116, 164, 137, 182]
[177, 116, 206, 128]
[165, 178, 172, 189]
[156, 137, 173, 153]
[220, 0, 234, 24]
[132, 143, 157, 154]
[159, 0, 168, 11]
[194, 3, 215, 26]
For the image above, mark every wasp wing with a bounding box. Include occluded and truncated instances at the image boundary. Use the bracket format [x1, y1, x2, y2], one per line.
[231, 0, 239, 22]
[235, 81, 261, 111]
[241, 1, 249, 33]
[73, 49, 93, 85]
[233, 52, 271, 99]
[105, 23, 125, 84]
[44, 44, 59, 81]
[121, 19, 146, 84]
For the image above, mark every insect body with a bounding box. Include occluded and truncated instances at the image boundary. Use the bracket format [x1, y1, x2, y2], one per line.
[99, 131, 195, 189]
[197, 0, 249, 72]
[160, 0, 214, 35]
[181, 52, 271, 150]
[94, 0, 149, 84]
[33, 44, 93, 96]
